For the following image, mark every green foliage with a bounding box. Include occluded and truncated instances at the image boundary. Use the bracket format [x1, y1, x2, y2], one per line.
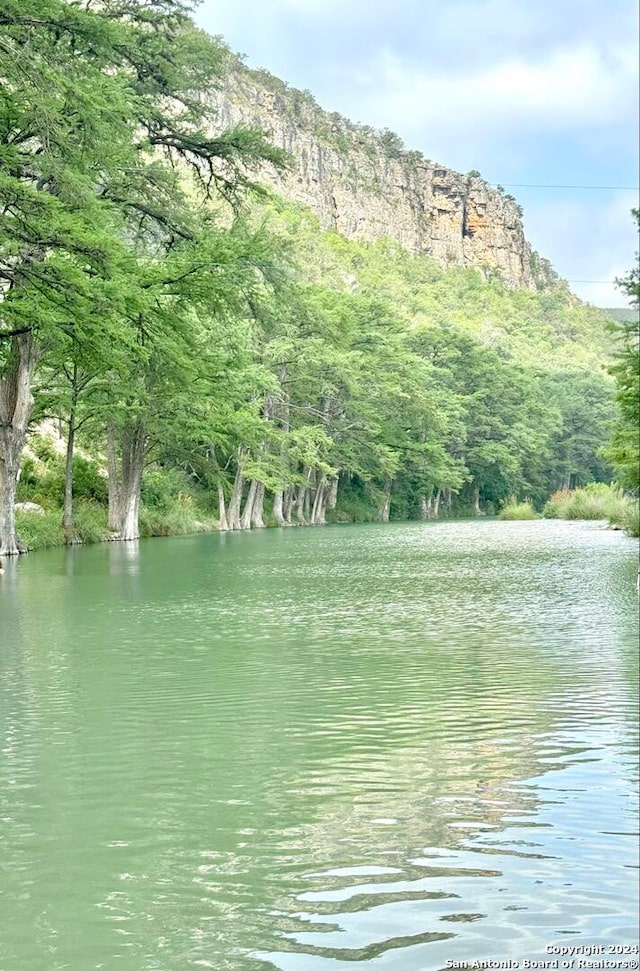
[13, 495, 213, 550]
[330, 478, 380, 523]
[608, 499, 639, 537]
[543, 483, 630, 521]
[14, 509, 65, 550]
[602, 211, 640, 490]
[141, 467, 197, 512]
[379, 129, 405, 159]
[499, 498, 537, 520]
[73, 502, 110, 545]
[16, 451, 106, 507]
[139, 502, 215, 538]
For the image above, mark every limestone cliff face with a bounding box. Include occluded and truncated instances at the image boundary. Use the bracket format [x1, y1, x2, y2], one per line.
[210, 64, 552, 290]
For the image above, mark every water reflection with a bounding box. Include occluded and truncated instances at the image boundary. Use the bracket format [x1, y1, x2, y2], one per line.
[0, 520, 637, 971]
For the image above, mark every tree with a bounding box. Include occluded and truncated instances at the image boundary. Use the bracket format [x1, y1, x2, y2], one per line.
[604, 210, 639, 490]
[0, 0, 282, 552]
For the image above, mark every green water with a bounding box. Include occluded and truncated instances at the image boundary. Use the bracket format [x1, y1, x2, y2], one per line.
[1, 520, 638, 971]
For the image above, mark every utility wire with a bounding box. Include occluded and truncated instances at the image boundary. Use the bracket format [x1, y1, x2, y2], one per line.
[493, 183, 639, 191]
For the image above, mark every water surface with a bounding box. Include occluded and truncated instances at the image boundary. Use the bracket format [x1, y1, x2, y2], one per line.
[1, 520, 638, 970]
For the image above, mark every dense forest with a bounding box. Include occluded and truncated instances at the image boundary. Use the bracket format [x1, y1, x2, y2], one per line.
[0, 0, 637, 555]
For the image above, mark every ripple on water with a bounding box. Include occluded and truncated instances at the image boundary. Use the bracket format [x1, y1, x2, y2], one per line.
[0, 520, 637, 970]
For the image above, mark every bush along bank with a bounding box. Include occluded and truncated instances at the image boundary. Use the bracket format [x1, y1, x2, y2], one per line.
[12, 445, 218, 552]
[543, 483, 639, 537]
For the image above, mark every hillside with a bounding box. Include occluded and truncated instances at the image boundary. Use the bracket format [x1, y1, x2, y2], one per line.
[208, 58, 560, 292]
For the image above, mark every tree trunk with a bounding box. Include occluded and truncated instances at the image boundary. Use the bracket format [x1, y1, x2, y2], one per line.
[310, 476, 326, 525]
[303, 477, 312, 522]
[119, 422, 145, 541]
[283, 486, 293, 525]
[107, 422, 121, 532]
[473, 484, 482, 516]
[271, 381, 290, 528]
[0, 463, 20, 556]
[240, 478, 258, 530]
[62, 376, 80, 542]
[227, 461, 245, 530]
[217, 484, 229, 531]
[326, 476, 338, 511]
[378, 480, 392, 522]
[62, 418, 76, 533]
[0, 332, 38, 555]
[293, 467, 312, 524]
[251, 482, 266, 528]
[433, 488, 441, 519]
[293, 483, 307, 524]
[272, 488, 286, 526]
[317, 486, 328, 524]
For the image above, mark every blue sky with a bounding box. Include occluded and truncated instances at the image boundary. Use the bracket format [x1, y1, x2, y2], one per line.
[195, 0, 639, 307]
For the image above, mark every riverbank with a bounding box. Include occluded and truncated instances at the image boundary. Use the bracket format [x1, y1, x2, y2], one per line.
[14, 501, 218, 552]
[9, 495, 639, 555]
[498, 486, 639, 537]
[542, 484, 639, 537]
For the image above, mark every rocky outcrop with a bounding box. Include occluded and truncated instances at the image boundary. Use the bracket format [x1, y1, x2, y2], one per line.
[209, 63, 555, 290]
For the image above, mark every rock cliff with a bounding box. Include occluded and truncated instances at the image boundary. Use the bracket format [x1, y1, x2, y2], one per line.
[210, 62, 556, 290]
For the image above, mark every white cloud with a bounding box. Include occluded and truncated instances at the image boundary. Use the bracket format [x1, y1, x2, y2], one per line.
[361, 42, 638, 140]
[274, 0, 343, 11]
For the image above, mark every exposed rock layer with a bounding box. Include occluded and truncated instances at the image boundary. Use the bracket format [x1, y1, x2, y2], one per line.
[211, 64, 554, 290]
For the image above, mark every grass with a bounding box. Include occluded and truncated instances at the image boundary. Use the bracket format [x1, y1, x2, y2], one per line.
[543, 483, 630, 522]
[498, 497, 537, 520]
[608, 499, 640, 538]
[543, 483, 639, 536]
[14, 499, 216, 551]
[328, 494, 379, 523]
[139, 503, 217, 538]
[15, 508, 65, 550]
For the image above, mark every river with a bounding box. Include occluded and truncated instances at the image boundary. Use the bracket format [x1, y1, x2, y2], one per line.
[0, 519, 638, 970]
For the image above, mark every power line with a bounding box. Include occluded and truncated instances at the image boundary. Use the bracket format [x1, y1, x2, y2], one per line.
[495, 183, 639, 191]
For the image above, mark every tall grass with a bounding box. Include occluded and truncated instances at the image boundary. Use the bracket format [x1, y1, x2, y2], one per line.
[14, 499, 215, 551]
[543, 483, 629, 521]
[139, 502, 216, 538]
[498, 497, 536, 520]
[543, 483, 638, 535]
[15, 509, 65, 550]
[608, 499, 640, 538]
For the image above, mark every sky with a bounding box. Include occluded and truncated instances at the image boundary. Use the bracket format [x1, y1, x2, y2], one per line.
[194, 0, 639, 308]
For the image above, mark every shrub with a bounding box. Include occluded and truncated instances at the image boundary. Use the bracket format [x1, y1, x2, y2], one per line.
[609, 499, 639, 538]
[73, 502, 109, 544]
[543, 483, 631, 522]
[139, 499, 214, 538]
[499, 498, 536, 520]
[16, 451, 107, 509]
[72, 457, 108, 504]
[141, 467, 194, 511]
[29, 434, 59, 464]
[15, 509, 65, 550]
